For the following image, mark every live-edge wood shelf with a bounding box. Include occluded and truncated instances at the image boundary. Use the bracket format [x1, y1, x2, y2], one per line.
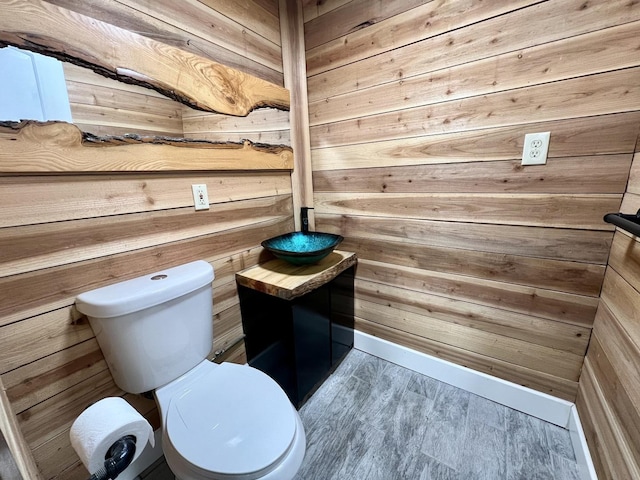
[0, 121, 293, 173]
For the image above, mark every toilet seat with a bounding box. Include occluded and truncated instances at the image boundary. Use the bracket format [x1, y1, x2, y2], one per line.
[163, 362, 298, 479]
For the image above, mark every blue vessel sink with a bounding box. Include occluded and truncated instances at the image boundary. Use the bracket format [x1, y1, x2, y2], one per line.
[262, 231, 344, 265]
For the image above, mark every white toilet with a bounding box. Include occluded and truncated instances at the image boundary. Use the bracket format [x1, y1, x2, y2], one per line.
[75, 260, 306, 480]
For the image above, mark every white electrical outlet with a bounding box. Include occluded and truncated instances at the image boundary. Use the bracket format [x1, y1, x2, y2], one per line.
[521, 132, 550, 165]
[191, 184, 209, 210]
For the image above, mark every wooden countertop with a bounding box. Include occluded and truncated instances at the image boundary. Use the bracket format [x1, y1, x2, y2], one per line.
[236, 250, 357, 300]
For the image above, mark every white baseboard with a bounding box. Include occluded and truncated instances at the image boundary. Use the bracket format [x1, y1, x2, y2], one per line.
[353, 331, 597, 479]
[569, 405, 598, 480]
[354, 331, 572, 426]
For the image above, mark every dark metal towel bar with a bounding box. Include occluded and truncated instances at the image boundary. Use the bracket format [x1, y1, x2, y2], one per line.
[604, 209, 640, 237]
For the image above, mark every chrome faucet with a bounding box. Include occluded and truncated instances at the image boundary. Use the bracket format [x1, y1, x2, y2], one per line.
[301, 207, 313, 233]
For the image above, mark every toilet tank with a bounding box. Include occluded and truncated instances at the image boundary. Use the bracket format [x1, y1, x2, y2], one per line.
[75, 261, 215, 394]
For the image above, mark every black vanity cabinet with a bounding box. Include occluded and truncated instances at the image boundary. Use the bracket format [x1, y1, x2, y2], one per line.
[236, 251, 356, 407]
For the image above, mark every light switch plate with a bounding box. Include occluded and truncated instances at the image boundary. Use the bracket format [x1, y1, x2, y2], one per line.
[522, 132, 550, 165]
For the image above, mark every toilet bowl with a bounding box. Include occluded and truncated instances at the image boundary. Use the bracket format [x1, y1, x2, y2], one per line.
[75, 261, 306, 480]
[156, 361, 306, 480]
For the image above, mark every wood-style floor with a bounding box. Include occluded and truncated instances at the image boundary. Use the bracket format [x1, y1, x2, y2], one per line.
[294, 349, 580, 480]
[141, 349, 581, 480]
[0, 430, 21, 480]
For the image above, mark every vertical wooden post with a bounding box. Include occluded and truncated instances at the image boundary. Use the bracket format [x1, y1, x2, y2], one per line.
[280, 0, 314, 231]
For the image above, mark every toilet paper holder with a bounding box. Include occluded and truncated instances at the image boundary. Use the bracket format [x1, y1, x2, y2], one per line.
[87, 435, 136, 480]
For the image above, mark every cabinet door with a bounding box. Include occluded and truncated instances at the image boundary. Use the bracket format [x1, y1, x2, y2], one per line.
[238, 286, 299, 404]
[292, 286, 332, 404]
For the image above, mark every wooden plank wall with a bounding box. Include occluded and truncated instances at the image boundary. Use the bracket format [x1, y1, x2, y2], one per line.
[0, 1, 292, 479]
[182, 107, 290, 145]
[576, 148, 640, 479]
[305, 0, 640, 401]
[52, 0, 288, 140]
[64, 63, 185, 137]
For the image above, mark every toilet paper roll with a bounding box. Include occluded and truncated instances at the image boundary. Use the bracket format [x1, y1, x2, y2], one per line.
[70, 396, 155, 474]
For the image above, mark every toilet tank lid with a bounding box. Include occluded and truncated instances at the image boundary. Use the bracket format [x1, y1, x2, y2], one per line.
[75, 260, 214, 318]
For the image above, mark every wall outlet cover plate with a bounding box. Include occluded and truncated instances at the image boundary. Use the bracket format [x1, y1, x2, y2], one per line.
[191, 184, 209, 210]
[522, 132, 550, 165]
